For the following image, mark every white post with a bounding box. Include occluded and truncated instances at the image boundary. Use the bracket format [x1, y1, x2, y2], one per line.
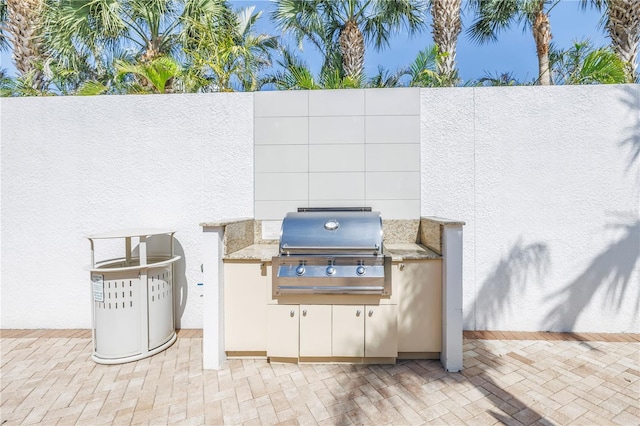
[139, 235, 149, 357]
[441, 224, 463, 372]
[202, 226, 226, 369]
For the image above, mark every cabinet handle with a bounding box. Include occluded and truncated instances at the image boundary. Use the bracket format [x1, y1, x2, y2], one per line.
[290, 310, 295, 317]
[368, 310, 373, 317]
[302, 309, 307, 316]
[356, 310, 361, 317]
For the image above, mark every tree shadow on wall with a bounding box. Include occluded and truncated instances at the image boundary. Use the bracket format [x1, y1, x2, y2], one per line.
[619, 85, 640, 175]
[466, 240, 550, 329]
[544, 220, 640, 331]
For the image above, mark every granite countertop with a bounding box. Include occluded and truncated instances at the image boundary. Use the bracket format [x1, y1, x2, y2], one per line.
[421, 216, 466, 226]
[200, 218, 253, 227]
[384, 243, 441, 261]
[223, 242, 440, 262]
[224, 244, 278, 261]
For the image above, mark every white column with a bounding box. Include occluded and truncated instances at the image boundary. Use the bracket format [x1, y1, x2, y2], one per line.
[139, 235, 149, 357]
[202, 226, 226, 370]
[441, 224, 463, 372]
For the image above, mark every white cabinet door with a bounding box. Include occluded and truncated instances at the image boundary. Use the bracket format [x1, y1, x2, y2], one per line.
[267, 305, 299, 358]
[332, 305, 365, 357]
[365, 304, 398, 358]
[299, 305, 332, 357]
[224, 262, 267, 352]
[396, 261, 442, 352]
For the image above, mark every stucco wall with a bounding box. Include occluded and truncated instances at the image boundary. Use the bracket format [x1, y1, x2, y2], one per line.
[1, 93, 253, 328]
[2, 85, 638, 333]
[421, 85, 640, 333]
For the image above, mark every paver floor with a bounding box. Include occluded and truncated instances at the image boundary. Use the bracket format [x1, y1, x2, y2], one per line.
[1, 330, 638, 425]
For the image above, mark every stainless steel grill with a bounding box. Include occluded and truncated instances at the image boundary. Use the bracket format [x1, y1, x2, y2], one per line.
[272, 208, 391, 296]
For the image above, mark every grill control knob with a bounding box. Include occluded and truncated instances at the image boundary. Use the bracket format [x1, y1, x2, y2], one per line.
[295, 265, 305, 276]
[356, 265, 366, 276]
[326, 266, 336, 276]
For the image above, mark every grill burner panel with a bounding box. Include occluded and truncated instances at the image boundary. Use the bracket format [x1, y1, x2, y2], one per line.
[272, 209, 391, 296]
[273, 256, 390, 295]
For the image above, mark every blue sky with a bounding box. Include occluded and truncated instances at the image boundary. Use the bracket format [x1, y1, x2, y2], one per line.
[243, 0, 609, 84]
[0, 0, 610, 85]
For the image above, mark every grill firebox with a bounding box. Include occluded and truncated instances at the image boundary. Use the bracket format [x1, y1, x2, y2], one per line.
[272, 208, 391, 296]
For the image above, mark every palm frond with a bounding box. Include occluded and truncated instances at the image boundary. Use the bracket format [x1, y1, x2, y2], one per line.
[115, 55, 180, 93]
[467, 0, 520, 44]
[551, 38, 627, 85]
[75, 80, 109, 95]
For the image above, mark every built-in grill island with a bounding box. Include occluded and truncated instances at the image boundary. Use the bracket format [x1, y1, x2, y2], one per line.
[201, 211, 464, 371]
[273, 208, 391, 296]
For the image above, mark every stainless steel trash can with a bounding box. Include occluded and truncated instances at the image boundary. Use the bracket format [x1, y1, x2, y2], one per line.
[86, 229, 180, 364]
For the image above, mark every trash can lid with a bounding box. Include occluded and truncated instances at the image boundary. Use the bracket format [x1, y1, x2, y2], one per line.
[86, 228, 176, 240]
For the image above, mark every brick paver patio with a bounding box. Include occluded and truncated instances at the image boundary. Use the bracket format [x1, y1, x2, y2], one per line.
[1, 330, 638, 425]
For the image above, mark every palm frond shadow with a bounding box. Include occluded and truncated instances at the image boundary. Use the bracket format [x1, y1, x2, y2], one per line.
[544, 220, 640, 331]
[467, 241, 550, 329]
[619, 85, 640, 174]
[315, 358, 548, 424]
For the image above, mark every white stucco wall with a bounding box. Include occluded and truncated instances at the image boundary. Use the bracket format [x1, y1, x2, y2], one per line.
[422, 84, 640, 333]
[1, 93, 253, 328]
[2, 85, 638, 333]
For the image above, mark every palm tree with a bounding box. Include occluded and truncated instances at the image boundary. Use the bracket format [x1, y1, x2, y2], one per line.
[477, 71, 521, 86]
[1, 0, 9, 51]
[579, 0, 640, 82]
[183, 6, 277, 92]
[4, 0, 47, 91]
[368, 65, 406, 88]
[467, 0, 555, 85]
[429, 0, 462, 85]
[115, 55, 181, 94]
[265, 46, 364, 90]
[550, 39, 627, 85]
[406, 44, 450, 87]
[272, 0, 426, 81]
[265, 47, 321, 90]
[0, 67, 15, 96]
[42, 0, 229, 93]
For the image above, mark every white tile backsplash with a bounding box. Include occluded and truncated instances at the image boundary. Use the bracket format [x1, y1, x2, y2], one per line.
[255, 91, 309, 117]
[255, 173, 308, 201]
[254, 89, 422, 220]
[255, 117, 308, 145]
[255, 200, 308, 220]
[365, 88, 420, 115]
[366, 172, 421, 200]
[309, 144, 365, 172]
[308, 199, 368, 209]
[366, 115, 420, 144]
[309, 116, 365, 144]
[366, 144, 420, 172]
[309, 90, 365, 116]
[255, 145, 308, 173]
[367, 199, 421, 219]
[309, 172, 365, 200]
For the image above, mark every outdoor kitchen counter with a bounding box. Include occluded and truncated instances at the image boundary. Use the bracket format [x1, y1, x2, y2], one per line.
[222, 242, 439, 262]
[223, 244, 278, 261]
[384, 243, 441, 261]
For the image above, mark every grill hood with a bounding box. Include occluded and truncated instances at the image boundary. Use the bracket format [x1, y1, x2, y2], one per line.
[279, 210, 383, 256]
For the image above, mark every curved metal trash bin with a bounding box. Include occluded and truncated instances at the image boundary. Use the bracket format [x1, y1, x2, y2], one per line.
[86, 229, 180, 364]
